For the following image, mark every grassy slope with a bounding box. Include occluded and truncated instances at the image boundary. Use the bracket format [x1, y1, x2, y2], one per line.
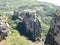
[0, 29, 37, 45]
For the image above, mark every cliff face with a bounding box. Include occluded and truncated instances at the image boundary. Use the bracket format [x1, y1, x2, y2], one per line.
[14, 9, 41, 41]
[45, 9, 60, 45]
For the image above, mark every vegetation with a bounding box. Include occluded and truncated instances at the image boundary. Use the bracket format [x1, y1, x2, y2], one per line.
[0, 0, 57, 45]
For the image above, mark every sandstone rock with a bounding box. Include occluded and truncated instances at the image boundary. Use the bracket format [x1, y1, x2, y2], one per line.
[45, 9, 60, 45]
[0, 20, 11, 41]
[14, 9, 42, 41]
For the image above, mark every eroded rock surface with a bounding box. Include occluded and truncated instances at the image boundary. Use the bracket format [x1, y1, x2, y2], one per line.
[45, 9, 60, 45]
[0, 19, 11, 41]
[14, 9, 41, 41]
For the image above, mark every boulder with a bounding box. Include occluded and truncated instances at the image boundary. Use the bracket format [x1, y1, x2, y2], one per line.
[0, 20, 11, 41]
[44, 9, 60, 45]
[14, 9, 42, 41]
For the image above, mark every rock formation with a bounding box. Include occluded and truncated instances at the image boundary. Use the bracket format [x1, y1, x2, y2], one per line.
[14, 9, 42, 41]
[44, 9, 60, 45]
[0, 19, 11, 41]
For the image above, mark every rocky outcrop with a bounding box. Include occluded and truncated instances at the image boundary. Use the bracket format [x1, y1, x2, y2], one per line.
[0, 20, 11, 41]
[45, 9, 60, 45]
[14, 9, 41, 41]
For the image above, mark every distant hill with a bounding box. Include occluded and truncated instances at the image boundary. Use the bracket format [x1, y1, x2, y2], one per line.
[0, 0, 57, 16]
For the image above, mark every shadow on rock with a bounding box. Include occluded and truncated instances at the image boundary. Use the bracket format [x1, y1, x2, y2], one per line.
[16, 22, 37, 42]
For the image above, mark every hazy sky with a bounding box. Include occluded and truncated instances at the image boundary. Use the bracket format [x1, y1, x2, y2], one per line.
[35, 0, 60, 6]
